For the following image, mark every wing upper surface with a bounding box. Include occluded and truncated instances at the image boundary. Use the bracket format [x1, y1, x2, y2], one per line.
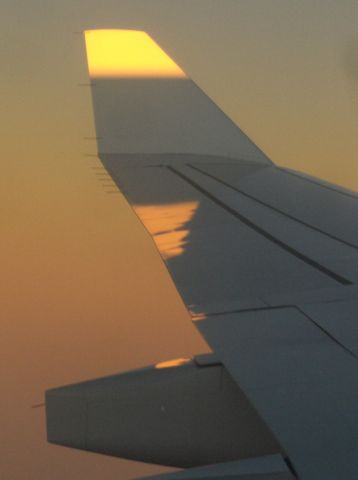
[101, 154, 358, 313]
[100, 154, 358, 479]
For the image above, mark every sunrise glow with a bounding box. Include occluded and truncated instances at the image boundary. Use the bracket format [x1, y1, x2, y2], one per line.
[84, 29, 186, 78]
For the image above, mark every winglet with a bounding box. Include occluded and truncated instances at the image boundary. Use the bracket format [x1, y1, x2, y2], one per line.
[84, 29, 271, 164]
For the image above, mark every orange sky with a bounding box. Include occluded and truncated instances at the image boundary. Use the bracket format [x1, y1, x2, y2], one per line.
[1, 1, 358, 479]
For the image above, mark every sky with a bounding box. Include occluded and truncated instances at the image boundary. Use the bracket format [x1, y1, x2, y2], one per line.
[1, 1, 358, 479]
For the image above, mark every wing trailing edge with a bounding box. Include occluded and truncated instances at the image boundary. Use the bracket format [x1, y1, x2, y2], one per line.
[138, 454, 294, 479]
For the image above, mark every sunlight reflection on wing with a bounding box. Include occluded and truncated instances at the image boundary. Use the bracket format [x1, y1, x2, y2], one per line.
[155, 358, 191, 369]
[133, 201, 199, 259]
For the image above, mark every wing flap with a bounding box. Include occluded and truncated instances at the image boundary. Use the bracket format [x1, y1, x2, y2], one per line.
[173, 163, 357, 283]
[196, 305, 358, 480]
[192, 163, 358, 247]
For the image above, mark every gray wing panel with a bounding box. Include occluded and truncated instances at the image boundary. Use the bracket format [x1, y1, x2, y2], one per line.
[196, 306, 358, 480]
[175, 164, 358, 284]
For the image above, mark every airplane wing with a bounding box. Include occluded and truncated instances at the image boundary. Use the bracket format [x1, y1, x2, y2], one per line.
[45, 30, 358, 480]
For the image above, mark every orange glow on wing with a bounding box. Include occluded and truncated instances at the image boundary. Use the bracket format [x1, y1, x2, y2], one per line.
[154, 229, 191, 260]
[155, 358, 191, 369]
[84, 29, 186, 78]
[133, 201, 198, 259]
